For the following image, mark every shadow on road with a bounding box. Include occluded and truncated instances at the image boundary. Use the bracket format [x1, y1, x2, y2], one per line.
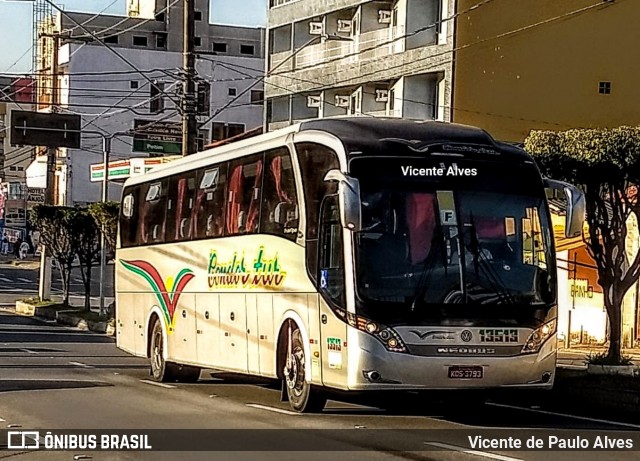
[0, 379, 112, 393]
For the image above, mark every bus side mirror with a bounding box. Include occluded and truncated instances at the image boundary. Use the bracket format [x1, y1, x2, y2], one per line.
[544, 178, 585, 238]
[324, 169, 361, 231]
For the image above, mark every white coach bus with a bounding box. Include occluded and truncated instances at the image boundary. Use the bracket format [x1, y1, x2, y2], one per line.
[116, 118, 584, 412]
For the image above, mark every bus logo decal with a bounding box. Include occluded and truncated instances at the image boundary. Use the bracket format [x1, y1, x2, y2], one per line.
[409, 330, 455, 340]
[120, 260, 195, 331]
[207, 246, 287, 289]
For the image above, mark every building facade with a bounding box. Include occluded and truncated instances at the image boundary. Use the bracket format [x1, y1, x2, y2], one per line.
[265, 0, 455, 131]
[31, 0, 265, 205]
[453, 0, 640, 142]
[0, 77, 37, 250]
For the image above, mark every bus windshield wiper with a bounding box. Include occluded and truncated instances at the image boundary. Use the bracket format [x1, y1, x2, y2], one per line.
[466, 218, 516, 305]
[409, 226, 446, 312]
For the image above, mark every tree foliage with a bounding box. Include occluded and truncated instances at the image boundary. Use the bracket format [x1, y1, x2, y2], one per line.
[525, 126, 640, 363]
[29, 205, 77, 306]
[72, 208, 101, 311]
[88, 201, 119, 251]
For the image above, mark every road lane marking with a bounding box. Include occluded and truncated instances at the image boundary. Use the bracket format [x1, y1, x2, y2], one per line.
[246, 404, 300, 416]
[139, 380, 177, 389]
[485, 402, 640, 429]
[17, 278, 33, 283]
[425, 442, 523, 461]
[20, 349, 37, 354]
[69, 361, 94, 368]
[0, 418, 5, 422]
[0, 277, 12, 283]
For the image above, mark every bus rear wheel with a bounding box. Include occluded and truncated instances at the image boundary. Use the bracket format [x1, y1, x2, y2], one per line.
[283, 327, 326, 413]
[149, 319, 201, 383]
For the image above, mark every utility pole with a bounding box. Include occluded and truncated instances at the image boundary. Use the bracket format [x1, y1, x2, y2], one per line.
[39, 32, 59, 301]
[182, 0, 198, 156]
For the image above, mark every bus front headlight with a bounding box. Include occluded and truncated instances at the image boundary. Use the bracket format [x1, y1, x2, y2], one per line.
[522, 319, 557, 354]
[346, 312, 407, 353]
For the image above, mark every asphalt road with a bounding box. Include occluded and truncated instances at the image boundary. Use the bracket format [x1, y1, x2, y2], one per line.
[0, 261, 114, 307]
[0, 310, 638, 461]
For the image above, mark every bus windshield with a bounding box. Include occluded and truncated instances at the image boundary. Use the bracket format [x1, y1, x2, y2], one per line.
[350, 155, 556, 322]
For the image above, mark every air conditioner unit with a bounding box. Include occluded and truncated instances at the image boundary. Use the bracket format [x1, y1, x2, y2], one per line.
[337, 19, 351, 33]
[309, 22, 323, 35]
[307, 95, 321, 108]
[378, 9, 392, 24]
[375, 89, 389, 102]
[334, 95, 350, 107]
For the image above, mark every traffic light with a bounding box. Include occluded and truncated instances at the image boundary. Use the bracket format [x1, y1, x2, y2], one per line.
[196, 81, 210, 116]
[149, 81, 165, 113]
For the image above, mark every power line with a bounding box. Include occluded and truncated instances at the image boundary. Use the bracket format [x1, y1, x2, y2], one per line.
[62, 0, 120, 35]
[42, 0, 182, 110]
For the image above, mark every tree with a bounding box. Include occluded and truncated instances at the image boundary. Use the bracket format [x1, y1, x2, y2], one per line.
[72, 208, 101, 312]
[525, 126, 640, 363]
[29, 205, 77, 306]
[88, 201, 119, 255]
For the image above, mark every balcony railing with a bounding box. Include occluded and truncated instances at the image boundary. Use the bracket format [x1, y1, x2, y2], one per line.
[278, 26, 406, 71]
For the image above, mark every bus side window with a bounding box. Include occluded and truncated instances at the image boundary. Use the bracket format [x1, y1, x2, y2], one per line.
[226, 154, 264, 236]
[261, 148, 299, 240]
[166, 172, 197, 242]
[319, 195, 345, 306]
[138, 180, 168, 245]
[295, 142, 340, 284]
[120, 186, 140, 248]
[194, 164, 227, 239]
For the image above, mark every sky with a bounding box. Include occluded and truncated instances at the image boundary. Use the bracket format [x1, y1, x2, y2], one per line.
[0, 0, 267, 73]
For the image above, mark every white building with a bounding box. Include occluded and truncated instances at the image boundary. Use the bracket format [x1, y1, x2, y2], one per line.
[33, 0, 265, 205]
[265, 0, 454, 131]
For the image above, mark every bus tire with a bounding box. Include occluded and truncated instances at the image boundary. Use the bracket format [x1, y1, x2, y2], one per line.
[150, 318, 176, 382]
[283, 327, 326, 413]
[149, 319, 202, 383]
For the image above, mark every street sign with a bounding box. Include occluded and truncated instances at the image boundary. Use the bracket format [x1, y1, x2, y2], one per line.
[27, 188, 45, 205]
[10, 110, 81, 148]
[133, 119, 182, 155]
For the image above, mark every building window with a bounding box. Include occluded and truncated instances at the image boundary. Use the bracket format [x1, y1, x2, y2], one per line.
[212, 42, 227, 53]
[155, 12, 165, 22]
[194, 11, 203, 21]
[17, 166, 23, 171]
[194, 36, 202, 47]
[228, 87, 237, 97]
[211, 122, 245, 141]
[156, 33, 167, 48]
[251, 90, 264, 105]
[9, 166, 16, 171]
[130, 80, 139, 89]
[133, 36, 148, 47]
[599, 81, 611, 95]
[104, 35, 119, 44]
[240, 44, 255, 55]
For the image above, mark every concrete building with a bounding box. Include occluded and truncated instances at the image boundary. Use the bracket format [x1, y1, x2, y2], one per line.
[31, 0, 265, 205]
[265, 0, 454, 131]
[453, 0, 640, 142]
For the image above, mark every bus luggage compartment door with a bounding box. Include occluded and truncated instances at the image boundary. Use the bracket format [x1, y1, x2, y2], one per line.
[219, 294, 248, 373]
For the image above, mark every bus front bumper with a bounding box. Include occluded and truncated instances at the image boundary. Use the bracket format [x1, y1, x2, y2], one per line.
[346, 330, 557, 391]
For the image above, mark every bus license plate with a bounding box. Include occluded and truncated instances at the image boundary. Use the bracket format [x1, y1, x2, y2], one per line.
[448, 366, 483, 379]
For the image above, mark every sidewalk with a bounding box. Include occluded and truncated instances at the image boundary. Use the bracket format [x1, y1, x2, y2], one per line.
[0, 254, 40, 269]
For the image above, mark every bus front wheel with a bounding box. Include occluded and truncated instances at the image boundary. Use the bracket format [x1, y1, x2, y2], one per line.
[149, 319, 201, 383]
[283, 327, 326, 413]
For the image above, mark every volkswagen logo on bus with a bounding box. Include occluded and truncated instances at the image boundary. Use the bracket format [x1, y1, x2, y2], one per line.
[460, 330, 473, 342]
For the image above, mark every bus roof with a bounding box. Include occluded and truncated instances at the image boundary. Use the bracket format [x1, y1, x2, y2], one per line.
[298, 118, 530, 161]
[122, 118, 530, 188]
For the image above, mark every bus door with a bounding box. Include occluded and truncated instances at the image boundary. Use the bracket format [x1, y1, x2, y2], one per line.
[317, 195, 348, 386]
[218, 294, 248, 373]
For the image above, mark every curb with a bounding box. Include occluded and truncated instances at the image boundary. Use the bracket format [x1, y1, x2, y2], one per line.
[11, 302, 115, 336]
